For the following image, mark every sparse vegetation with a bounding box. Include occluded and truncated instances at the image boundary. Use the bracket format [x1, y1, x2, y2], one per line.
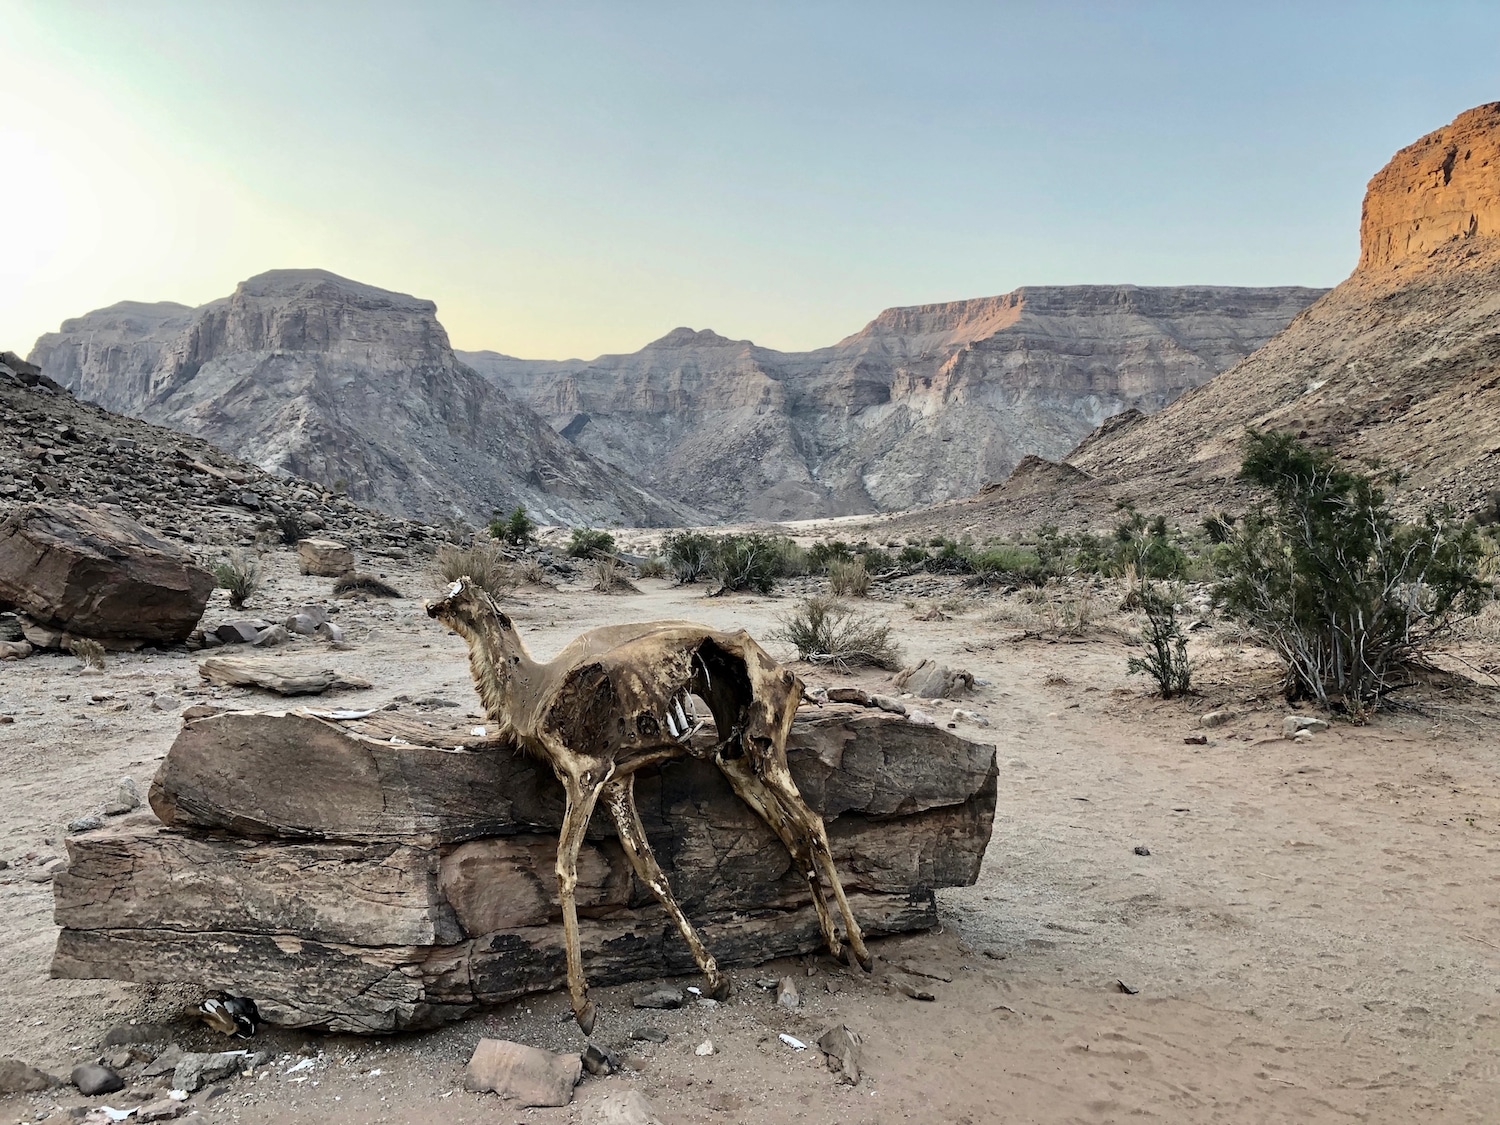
[707, 533, 785, 594]
[1213, 429, 1489, 715]
[333, 573, 403, 598]
[662, 531, 718, 584]
[567, 527, 617, 558]
[771, 596, 903, 670]
[437, 541, 515, 599]
[591, 555, 637, 593]
[275, 513, 307, 545]
[214, 549, 263, 610]
[637, 556, 669, 579]
[827, 557, 871, 597]
[68, 637, 106, 670]
[1127, 584, 1193, 697]
[491, 506, 536, 546]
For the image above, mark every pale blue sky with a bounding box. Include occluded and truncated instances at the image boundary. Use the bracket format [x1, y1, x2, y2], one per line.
[4, 2, 1498, 357]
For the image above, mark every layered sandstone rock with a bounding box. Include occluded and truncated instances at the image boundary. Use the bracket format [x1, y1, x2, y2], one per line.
[30, 271, 696, 528]
[466, 285, 1323, 521]
[1359, 102, 1500, 272]
[53, 706, 997, 1032]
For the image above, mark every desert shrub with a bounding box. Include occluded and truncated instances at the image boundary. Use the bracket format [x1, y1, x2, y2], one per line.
[967, 546, 1048, 586]
[637, 555, 669, 579]
[491, 506, 537, 546]
[567, 527, 616, 558]
[827, 557, 871, 597]
[437, 541, 515, 599]
[213, 549, 262, 610]
[68, 636, 106, 670]
[708, 533, 785, 594]
[662, 531, 718, 584]
[275, 513, 307, 546]
[771, 538, 811, 576]
[898, 544, 929, 567]
[807, 539, 854, 574]
[1215, 430, 1489, 714]
[590, 555, 636, 593]
[771, 596, 903, 670]
[333, 573, 402, 598]
[1112, 508, 1188, 581]
[1127, 584, 1193, 697]
[516, 559, 550, 586]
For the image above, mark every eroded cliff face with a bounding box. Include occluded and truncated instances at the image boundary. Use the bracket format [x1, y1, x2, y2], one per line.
[466, 285, 1324, 521]
[1358, 102, 1500, 272]
[937, 103, 1500, 537]
[30, 271, 697, 527]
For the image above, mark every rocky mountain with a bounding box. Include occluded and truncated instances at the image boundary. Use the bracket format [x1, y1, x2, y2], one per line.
[463, 285, 1324, 522]
[30, 271, 697, 528]
[914, 102, 1500, 539]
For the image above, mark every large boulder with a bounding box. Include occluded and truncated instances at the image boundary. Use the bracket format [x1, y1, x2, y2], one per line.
[0, 504, 213, 645]
[297, 538, 354, 577]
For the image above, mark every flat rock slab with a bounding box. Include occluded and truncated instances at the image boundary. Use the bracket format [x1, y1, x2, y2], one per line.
[463, 1038, 581, 1107]
[197, 657, 371, 696]
[53, 705, 994, 1033]
[297, 539, 354, 577]
[0, 503, 213, 644]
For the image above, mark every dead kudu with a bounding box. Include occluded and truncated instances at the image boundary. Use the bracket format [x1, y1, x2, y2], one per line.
[426, 577, 871, 1033]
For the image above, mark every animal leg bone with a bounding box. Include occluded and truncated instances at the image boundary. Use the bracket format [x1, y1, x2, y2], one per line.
[555, 769, 608, 1034]
[713, 756, 848, 964]
[603, 775, 731, 1000]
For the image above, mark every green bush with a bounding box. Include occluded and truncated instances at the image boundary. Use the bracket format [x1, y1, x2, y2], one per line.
[1214, 430, 1489, 714]
[491, 506, 536, 546]
[771, 596, 902, 670]
[807, 539, 854, 574]
[1112, 508, 1188, 581]
[1127, 584, 1193, 697]
[637, 555, 669, 579]
[568, 527, 617, 558]
[663, 531, 718, 584]
[898, 544, 929, 567]
[967, 546, 1048, 586]
[708, 533, 786, 594]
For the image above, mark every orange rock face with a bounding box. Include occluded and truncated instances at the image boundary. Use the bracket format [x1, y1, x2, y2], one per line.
[1358, 102, 1500, 271]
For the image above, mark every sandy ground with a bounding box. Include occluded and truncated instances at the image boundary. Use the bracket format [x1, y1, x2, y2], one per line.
[0, 547, 1497, 1124]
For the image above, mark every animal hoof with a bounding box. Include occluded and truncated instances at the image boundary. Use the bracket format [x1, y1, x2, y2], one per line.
[856, 950, 874, 973]
[576, 1001, 597, 1036]
[708, 975, 733, 1002]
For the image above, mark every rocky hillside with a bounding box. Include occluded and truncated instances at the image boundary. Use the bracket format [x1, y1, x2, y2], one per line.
[464, 285, 1323, 522]
[30, 271, 697, 528]
[1, 350, 424, 557]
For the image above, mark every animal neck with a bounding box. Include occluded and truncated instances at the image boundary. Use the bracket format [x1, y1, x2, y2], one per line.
[452, 607, 542, 738]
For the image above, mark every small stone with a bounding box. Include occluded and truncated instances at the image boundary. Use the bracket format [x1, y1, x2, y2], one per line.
[1293, 729, 1315, 742]
[252, 625, 290, 647]
[172, 1050, 247, 1093]
[817, 1024, 863, 1085]
[1199, 710, 1233, 728]
[140, 1045, 183, 1078]
[0, 1058, 61, 1093]
[694, 1040, 715, 1056]
[462, 1039, 581, 1108]
[580, 1041, 619, 1076]
[590, 1089, 666, 1125]
[137, 1099, 186, 1122]
[628, 1027, 668, 1044]
[1133, 845, 1151, 856]
[1283, 715, 1330, 735]
[151, 694, 180, 712]
[68, 815, 104, 834]
[71, 1062, 124, 1095]
[905, 709, 936, 727]
[775, 976, 800, 1010]
[315, 620, 346, 646]
[632, 987, 685, 1010]
[102, 777, 141, 817]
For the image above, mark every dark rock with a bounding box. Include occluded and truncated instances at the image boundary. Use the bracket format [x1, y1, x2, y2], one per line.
[70, 1062, 124, 1095]
[628, 1026, 668, 1044]
[0, 504, 212, 645]
[1133, 845, 1151, 856]
[632, 988, 685, 1010]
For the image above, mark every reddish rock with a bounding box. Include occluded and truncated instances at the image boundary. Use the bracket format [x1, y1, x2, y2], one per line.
[0, 504, 212, 645]
[462, 1039, 580, 1107]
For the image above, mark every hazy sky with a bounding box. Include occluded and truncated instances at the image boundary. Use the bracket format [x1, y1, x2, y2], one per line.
[4, 2, 1498, 359]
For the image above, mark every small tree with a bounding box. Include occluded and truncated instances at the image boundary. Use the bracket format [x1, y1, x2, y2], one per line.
[1126, 584, 1192, 697]
[1215, 430, 1489, 715]
[491, 506, 536, 546]
[662, 531, 718, 584]
[567, 527, 616, 558]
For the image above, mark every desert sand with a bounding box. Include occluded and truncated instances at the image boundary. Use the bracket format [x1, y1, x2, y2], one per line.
[0, 549, 1496, 1124]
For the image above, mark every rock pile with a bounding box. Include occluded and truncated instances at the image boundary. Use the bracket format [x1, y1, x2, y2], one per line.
[53, 704, 997, 1033]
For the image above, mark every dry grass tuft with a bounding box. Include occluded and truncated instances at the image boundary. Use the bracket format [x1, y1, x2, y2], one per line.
[771, 596, 903, 670]
[437, 542, 514, 599]
[333, 573, 403, 598]
[68, 637, 106, 670]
